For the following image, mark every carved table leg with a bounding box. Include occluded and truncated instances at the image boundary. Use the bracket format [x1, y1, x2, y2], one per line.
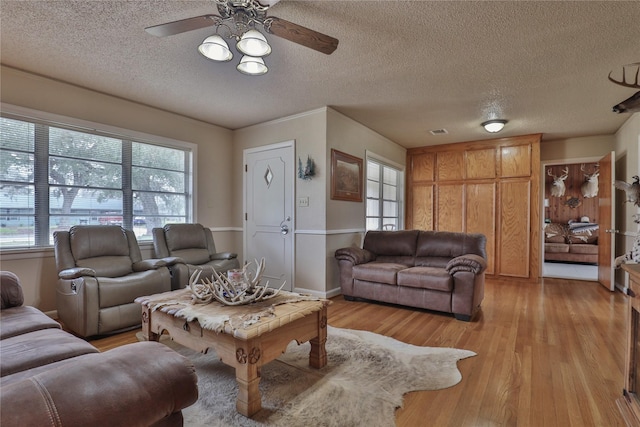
[309, 305, 328, 369]
[141, 305, 159, 341]
[234, 341, 262, 417]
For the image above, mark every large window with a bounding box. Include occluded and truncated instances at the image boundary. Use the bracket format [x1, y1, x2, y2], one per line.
[366, 155, 404, 231]
[0, 114, 193, 249]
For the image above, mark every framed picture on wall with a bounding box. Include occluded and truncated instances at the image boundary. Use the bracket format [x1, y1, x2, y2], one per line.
[331, 149, 363, 202]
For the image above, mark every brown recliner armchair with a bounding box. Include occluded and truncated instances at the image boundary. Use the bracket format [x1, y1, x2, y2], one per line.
[153, 223, 240, 289]
[54, 225, 178, 337]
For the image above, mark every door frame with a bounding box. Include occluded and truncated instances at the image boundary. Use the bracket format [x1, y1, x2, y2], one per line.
[539, 156, 602, 281]
[242, 140, 296, 288]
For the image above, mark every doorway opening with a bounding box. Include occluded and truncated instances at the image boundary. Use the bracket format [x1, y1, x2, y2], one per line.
[542, 158, 600, 281]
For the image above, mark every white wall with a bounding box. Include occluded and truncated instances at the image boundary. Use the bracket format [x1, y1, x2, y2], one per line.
[233, 107, 406, 296]
[615, 113, 640, 289]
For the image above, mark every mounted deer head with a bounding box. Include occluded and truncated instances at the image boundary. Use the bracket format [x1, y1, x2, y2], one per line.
[548, 167, 569, 197]
[609, 62, 640, 113]
[581, 164, 599, 198]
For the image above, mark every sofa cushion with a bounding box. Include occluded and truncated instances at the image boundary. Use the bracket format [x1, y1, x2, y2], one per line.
[98, 270, 170, 308]
[352, 262, 407, 286]
[545, 235, 566, 244]
[568, 244, 598, 255]
[70, 225, 130, 259]
[0, 306, 61, 340]
[545, 243, 570, 253]
[363, 230, 419, 257]
[1, 328, 98, 377]
[415, 231, 486, 264]
[397, 267, 453, 292]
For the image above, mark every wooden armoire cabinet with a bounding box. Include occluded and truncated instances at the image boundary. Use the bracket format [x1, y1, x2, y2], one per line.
[406, 134, 541, 281]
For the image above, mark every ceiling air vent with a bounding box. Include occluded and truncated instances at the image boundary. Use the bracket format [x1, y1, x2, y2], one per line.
[429, 129, 448, 135]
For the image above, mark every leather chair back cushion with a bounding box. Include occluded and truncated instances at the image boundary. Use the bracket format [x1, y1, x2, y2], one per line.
[170, 248, 210, 265]
[69, 226, 133, 277]
[363, 230, 419, 256]
[164, 224, 207, 252]
[415, 231, 486, 260]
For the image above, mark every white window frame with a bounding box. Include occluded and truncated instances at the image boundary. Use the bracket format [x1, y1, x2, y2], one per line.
[365, 151, 404, 231]
[0, 103, 197, 250]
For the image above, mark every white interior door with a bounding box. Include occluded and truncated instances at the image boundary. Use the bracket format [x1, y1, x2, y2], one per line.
[244, 142, 294, 291]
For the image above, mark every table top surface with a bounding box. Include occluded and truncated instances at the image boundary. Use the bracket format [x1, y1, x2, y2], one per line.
[136, 288, 329, 340]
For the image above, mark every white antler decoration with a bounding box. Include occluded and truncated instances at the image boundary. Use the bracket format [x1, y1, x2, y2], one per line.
[188, 258, 285, 306]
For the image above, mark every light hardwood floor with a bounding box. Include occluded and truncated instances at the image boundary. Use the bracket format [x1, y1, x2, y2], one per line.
[91, 277, 628, 426]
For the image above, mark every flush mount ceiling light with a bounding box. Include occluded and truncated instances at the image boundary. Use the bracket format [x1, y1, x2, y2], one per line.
[146, 0, 339, 77]
[481, 119, 508, 133]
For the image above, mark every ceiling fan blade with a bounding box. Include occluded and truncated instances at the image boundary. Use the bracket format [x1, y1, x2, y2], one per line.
[145, 15, 219, 37]
[265, 17, 338, 55]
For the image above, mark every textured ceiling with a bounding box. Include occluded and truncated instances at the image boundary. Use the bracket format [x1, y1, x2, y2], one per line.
[1, 0, 639, 148]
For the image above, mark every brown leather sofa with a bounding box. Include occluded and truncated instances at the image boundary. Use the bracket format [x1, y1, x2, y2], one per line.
[544, 223, 598, 264]
[335, 230, 487, 321]
[0, 271, 198, 427]
[54, 225, 179, 337]
[153, 223, 240, 289]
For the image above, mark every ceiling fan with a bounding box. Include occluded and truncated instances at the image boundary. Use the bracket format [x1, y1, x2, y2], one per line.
[146, 0, 339, 65]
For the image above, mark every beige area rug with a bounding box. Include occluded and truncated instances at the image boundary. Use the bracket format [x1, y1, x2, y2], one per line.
[144, 326, 475, 427]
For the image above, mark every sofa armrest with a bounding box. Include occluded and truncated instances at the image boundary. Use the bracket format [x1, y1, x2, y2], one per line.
[211, 252, 237, 261]
[58, 267, 96, 280]
[335, 247, 376, 265]
[132, 258, 168, 271]
[446, 254, 487, 275]
[160, 256, 184, 266]
[0, 341, 198, 427]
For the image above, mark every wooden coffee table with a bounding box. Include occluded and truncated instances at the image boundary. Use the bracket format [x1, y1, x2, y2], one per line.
[136, 289, 329, 417]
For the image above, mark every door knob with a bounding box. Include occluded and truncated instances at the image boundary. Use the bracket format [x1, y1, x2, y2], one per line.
[280, 216, 291, 235]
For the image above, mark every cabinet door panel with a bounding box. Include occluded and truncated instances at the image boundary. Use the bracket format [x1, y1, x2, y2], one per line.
[437, 184, 463, 232]
[411, 185, 434, 230]
[500, 144, 531, 177]
[437, 151, 464, 181]
[499, 180, 530, 277]
[411, 153, 435, 182]
[466, 183, 495, 274]
[466, 148, 496, 179]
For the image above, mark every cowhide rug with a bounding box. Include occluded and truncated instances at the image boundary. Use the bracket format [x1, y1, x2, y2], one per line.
[145, 326, 475, 427]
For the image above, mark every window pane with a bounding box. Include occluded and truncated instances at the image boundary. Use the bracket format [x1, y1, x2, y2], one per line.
[383, 167, 397, 185]
[50, 187, 123, 228]
[134, 192, 186, 216]
[133, 143, 185, 172]
[133, 167, 185, 193]
[49, 128, 121, 162]
[367, 161, 379, 181]
[49, 157, 122, 188]
[383, 201, 397, 216]
[0, 185, 35, 248]
[382, 219, 397, 230]
[383, 183, 396, 200]
[366, 180, 379, 198]
[367, 199, 379, 216]
[0, 117, 35, 151]
[1, 151, 33, 182]
[366, 217, 380, 231]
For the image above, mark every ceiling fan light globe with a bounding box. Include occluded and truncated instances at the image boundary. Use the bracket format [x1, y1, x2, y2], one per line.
[198, 35, 233, 62]
[481, 119, 507, 133]
[237, 29, 271, 57]
[237, 55, 268, 75]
